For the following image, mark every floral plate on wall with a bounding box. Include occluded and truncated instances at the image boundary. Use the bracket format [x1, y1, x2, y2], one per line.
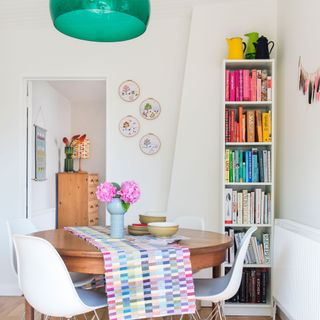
[119, 115, 140, 137]
[119, 80, 140, 102]
[139, 98, 161, 120]
[140, 133, 161, 155]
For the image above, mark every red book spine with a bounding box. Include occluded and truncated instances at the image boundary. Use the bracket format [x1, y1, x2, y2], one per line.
[225, 70, 230, 101]
[230, 71, 235, 101]
[230, 109, 235, 142]
[251, 69, 257, 101]
[243, 70, 250, 101]
[239, 69, 244, 101]
[225, 109, 230, 142]
[235, 70, 240, 101]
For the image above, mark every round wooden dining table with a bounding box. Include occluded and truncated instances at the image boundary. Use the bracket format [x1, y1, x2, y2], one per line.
[25, 228, 232, 320]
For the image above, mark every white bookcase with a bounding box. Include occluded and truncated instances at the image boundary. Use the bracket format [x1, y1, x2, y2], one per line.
[221, 59, 275, 317]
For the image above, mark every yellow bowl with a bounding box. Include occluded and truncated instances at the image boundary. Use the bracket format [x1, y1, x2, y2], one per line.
[139, 214, 166, 224]
[148, 222, 179, 238]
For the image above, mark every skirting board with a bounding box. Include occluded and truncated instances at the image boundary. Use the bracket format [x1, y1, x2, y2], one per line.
[277, 308, 290, 320]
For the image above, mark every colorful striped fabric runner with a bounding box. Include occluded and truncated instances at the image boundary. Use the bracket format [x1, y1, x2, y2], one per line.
[65, 226, 196, 320]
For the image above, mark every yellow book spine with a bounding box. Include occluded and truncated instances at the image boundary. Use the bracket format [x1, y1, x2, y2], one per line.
[225, 149, 230, 183]
[262, 112, 271, 142]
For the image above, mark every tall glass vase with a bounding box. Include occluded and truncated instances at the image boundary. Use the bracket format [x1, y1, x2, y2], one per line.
[107, 198, 126, 238]
[64, 146, 74, 172]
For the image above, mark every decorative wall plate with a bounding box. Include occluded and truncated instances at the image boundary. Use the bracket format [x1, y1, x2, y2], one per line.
[139, 98, 161, 120]
[119, 80, 140, 102]
[119, 115, 140, 137]
[139, 134, 161, 155]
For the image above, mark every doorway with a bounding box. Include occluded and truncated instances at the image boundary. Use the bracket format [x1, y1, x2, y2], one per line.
[25, 78, 107, 230]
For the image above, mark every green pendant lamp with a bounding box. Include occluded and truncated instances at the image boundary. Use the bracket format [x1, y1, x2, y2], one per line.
[50, 0, 150, 42]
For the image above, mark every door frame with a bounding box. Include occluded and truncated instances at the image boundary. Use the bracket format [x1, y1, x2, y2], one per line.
[21, 75, 108, 219]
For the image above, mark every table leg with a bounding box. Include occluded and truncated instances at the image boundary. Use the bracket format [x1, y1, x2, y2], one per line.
[25, 299, 34, 320]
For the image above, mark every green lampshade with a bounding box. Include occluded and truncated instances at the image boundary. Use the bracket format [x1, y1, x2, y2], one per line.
[50, 0, 150, 42]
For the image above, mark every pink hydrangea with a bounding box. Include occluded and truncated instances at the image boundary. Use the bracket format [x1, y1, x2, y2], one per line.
[118, 181, 141, 204]
[96, 182, 117, 203]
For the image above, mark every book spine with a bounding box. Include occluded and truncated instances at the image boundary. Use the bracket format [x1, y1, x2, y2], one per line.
[267, 76, 272, 101]
[262, 112, 271, 142]
[229, 150, 233, 182]
[247, 192, 251, 224]
[235, 70, 240, 101]
[243, 190, 248, 224]
[263, 233, 270, 264]
[225, 109, 230, 142]
[237, 192, 243, 224]
[251, 69, 257, 101]
[232, 151, 235, 183]
[240, 271, 246, 303]
[230, 71, 235, 101]
[267, 193, 272, 224]
[261, 269, 268, 303]
[261, 70, 268, 101]
[263, 150, 268, 182]
[245, 270, 250, 302]
[243, 70, 250, 101]
[257, 70, 262, 101]
[225, 189, 233, 224]
[242, 113, 246, 142]
[264, 194, 268, 224]
[245, 151, 249, 183]
[247, 110, 255, 142]
[232, 190, 238, 224]
[250, 191, 255, 224]
[225, 149, 230, 183]
[256, 110, 263, 142]
[248, 151, 253, 182]
[252, 148, 258, 182]
[256, 188, 261, 224]
[238, 107, 243, 143]
[225, 70, 230, 101]
[235, 150, 239, 182]
[250, 269, 257, 303]
[258, 150, 264, 182]
[230, 109, 235, 142]
[239, 151, 243, 182]
[242, 161, 246, 183]
[267, 150, 271, 182]
[239, 70, 244, 101]
[256, 270, 262, 303]
[261, 191, 265, 224]
[229, 229, 235, 264]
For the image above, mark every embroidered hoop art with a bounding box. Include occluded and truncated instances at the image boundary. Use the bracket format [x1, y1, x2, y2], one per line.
[119, 116, 140, 137]
[140, 134, 161, 155]
[119, 80, 140, 102]
[139, 98, 161, 120]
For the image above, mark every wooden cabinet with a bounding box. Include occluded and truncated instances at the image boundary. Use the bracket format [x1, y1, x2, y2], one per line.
[57, 172, 99, 228]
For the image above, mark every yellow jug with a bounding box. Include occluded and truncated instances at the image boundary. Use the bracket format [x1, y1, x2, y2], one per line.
[226, 37, 247, 60]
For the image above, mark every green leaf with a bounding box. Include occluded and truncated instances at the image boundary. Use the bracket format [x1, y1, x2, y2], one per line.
[121, 201, 130, 212]
[112, 182, 121, 191]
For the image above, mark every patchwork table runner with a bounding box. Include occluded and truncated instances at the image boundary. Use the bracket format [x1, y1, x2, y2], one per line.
[65, 226, 196, 320]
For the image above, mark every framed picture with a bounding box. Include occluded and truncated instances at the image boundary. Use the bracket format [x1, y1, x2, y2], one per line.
[139, 133, 161, 155]
[139, 98, 161, 120]
[119, 115, 140, 137]
[34, 125, 46, 181]
[119, 80, 140, 102]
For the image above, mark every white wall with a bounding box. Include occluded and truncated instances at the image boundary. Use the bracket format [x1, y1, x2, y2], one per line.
[276, 0, 320, 229]
[168, 0, 277, 231]
[31, 81, 71, 227]
[0, 16, 190, 294]
[71, 99, 106, 223]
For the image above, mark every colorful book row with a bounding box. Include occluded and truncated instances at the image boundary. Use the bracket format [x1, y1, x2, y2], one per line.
[225, 148, 271, 183]
[226, 267, 269, 304]
[225, 188, 271, 225]
[225, 69, 272, 102]
[225, 108, 271, 143]
[226, 229, 271, 265]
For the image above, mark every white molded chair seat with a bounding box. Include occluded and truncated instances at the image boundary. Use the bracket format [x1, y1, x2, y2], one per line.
[193, 226, 257, 320]
[13, 234, 107, 319]
[7, 218, 94, 288]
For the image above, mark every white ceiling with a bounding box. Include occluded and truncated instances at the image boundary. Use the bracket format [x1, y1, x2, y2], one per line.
[0, 0, 221, 29]
[47, 80, 106, 105]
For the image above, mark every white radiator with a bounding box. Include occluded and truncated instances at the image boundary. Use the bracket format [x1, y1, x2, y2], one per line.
[273, 219, 320, 320]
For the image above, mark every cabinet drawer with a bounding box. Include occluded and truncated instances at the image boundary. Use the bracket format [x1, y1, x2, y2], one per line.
[88, 212, 99, 226]
[88, 186, 98, 200]
[88, 174, 99, 186]
[88, 200, 99, 212]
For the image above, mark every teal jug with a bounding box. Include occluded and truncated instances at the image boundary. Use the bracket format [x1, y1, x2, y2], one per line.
[245, 32, 259, 59]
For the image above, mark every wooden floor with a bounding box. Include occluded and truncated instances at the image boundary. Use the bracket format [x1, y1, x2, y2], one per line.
[0, 296, 278, 320]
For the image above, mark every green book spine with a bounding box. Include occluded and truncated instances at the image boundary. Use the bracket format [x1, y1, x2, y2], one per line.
[235, 150, 239, 182]
[239, 151, 243, 182]
[242, 162, 246, 182]
[229, 150, 233, 182]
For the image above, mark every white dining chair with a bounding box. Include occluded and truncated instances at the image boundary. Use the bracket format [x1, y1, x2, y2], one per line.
[192, 226, 257, 320]
[6, 218, 95, 288]
[13, 234, 107, 320]
[173, 216, 205, 231]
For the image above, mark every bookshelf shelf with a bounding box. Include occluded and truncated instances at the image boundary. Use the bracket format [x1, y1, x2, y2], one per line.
[222, 59, 275, 317]
[226, 142, 272, 146]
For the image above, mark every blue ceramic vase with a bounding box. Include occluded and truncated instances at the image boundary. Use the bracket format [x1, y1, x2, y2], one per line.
[107, 198, 126, 238]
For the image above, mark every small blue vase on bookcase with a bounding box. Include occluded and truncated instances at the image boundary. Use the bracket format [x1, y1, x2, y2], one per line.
[107, 198, 126, 239]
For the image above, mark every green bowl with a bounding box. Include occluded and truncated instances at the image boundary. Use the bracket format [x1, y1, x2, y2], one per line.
[139, 214, 166, 224]
[148, 222, 179, 238]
